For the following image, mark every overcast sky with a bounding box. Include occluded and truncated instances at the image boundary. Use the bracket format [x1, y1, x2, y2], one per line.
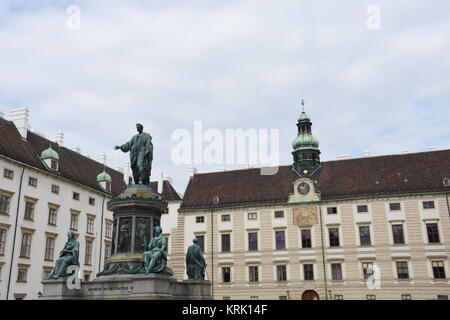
[1, 0, 449, 194]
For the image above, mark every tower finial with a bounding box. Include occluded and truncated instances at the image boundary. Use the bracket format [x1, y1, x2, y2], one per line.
[301, 99, 305, 112]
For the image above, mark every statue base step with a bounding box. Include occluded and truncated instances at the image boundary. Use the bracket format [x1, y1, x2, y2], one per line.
[40, 275, 212, 300]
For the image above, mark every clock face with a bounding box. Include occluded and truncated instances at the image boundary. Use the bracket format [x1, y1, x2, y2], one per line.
[297, 182, 310, 195]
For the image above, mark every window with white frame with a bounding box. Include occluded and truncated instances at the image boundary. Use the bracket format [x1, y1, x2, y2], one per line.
[431, 261, 446, 279]
[44, 236, 55, 261]
[20, 233, 32, 258]
[0, 228, 7, 255]
[0, 194, 11, 214]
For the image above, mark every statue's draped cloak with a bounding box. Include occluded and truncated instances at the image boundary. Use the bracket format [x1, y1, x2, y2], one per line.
[120, 132, 153, 177]
[143, 235, 167, 273]
[186, 244, 206, 279]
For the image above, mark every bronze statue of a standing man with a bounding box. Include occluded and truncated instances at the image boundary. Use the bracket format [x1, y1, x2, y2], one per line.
[115, 123, 153, 185]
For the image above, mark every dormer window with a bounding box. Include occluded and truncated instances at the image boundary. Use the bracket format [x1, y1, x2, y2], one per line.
[40, 146, 59, 171]
[96, 170, 112, 192]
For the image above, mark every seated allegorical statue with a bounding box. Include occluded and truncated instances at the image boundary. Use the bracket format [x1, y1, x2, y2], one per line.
[142, 225, 172, 275]
[48, 231, 80, 279]
[186, 238, 206, 280]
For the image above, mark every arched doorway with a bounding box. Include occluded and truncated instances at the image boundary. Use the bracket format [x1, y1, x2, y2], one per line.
[302, 290, 320, 300]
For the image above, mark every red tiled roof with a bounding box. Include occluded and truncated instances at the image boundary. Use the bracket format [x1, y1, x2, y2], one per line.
[180, 149, 450, 210]
[0, 118, 126, 196]
[149, 180, 182, 201]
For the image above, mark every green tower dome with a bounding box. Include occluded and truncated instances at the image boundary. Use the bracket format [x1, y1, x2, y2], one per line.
[41, 146, 59, 160]
[297, 111, 311, 122]
[96, 171, 112, 182]
[292, 133, 319, 151]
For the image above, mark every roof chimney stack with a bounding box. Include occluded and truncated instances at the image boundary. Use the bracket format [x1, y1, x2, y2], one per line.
[97, 153, 107, 165]
[363, 150, 370, 157]
[74, 146, 81, 153]
[428, 146, 438, 151]
[401, 149, 408, 154]
[55, 131, 64, 146]
[157, 171, 164, 194]
[189, 167, 198, 178]
[336, 154, 351, 160]
[9, 107, 30, 139]
[0, 111, 4, 118]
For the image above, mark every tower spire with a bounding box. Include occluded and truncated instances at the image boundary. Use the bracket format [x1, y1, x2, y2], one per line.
[301, 99, 305, 112]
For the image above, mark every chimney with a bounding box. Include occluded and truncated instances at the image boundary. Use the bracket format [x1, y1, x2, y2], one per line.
[97, 153, 107, 165]
[55, 131, 64, 146]
[0, 111, 4, 118]
[164, 175, 173, 184]
[363, 150, 370, 157]
[74, 146, 81, 153]
[336, 154, 351, 160]
[189, 167, 198, 177]
[401, 149, 408, 154]
[428, 146, 438, 151]
[9, 107, 30, 139]
[157, 171, 163, 194]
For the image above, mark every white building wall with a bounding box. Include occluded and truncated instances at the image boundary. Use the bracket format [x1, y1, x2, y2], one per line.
[0, 157, 113, 300]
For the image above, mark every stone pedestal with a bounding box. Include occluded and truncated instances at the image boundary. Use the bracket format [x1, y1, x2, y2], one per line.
[40, 276, 212, 300]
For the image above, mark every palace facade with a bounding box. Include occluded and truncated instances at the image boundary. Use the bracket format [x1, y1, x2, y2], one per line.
[167, 104, 450, 300]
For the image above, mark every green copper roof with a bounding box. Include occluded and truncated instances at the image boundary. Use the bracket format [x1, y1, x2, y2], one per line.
[96, 171, 112, 182]
[41, 146, 59, 160]
[298, 111, 311, 122]
[292, 133, 319, 151]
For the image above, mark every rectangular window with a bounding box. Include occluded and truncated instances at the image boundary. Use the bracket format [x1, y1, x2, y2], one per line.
[222, 267, 231, 283]
[104, 243, 111, 261]
[105, 221, 113, 238]
[0, 194, 11, 214]
[432, 261, 446, 279]
[362, 262, 374, 280]
[248, 212, 257, 220]
[51, 159, 58, 170]
[48, 207, 57, 225]
[437, 295, 448, 300]
[248, 232, 258, 251]
[277, 265, 287, 281]
[17, 268, 27, 282]
[3, 169, 13, 179]
[221, 234, 231, 252]
[250, 296, 258, 300]
[301, 229, 312, 248]
[357, 205, 368, 213]
[73, 192, 80, 201]
[85, 240, 93, 265]
[196, 235, 205, 252]
[396, 261, 409, 279]
[51, 185, 59, 194]
[105, 181, 111, 192]
[329, 228, 340, 247]
[89, 197, 95, 206]
[249, 266, 259, 282]
[196, 216, 204, 223]
[221, 214, 230, 222]
[84, 274, 90, 282]
[223, 296, 230, 300]
[327, 207, 337, 214]
[42, 270, 52, 280]
[401, 294, 412, 300]
[331, 263, 342, 280]
[70, 213, 79, 231]
[366, 295, 376, 300]
[24, 201, 35, 220]
[334, 295, 344, 300]
[275, 230, 286, 249]
[392, 225, 405, 244]
[423, 201, 435, 209]
[279, 296, 288, 300]
[426, 223, 440, 243]
[28, 177, 37, 187]
[87, 217, 94, 234]
[0, 228, 6, 255]
[20, 233, 32, 258]
[359, 226, 371, 246]
[274, 210, 284, 218]
[389, 203, 401, 211]
[303, 264, 314, 280]
[45, 237, 55, 261]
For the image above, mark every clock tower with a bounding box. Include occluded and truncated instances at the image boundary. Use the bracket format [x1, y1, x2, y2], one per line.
[291, 99, 321, 177]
